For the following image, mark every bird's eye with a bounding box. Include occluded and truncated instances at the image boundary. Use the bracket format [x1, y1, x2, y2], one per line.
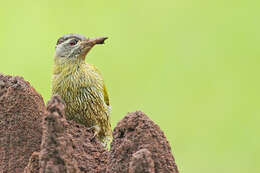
[69, 39, 78, 46]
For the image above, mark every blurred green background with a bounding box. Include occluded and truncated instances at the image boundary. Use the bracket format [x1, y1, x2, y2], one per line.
[1, 0, 259, 172]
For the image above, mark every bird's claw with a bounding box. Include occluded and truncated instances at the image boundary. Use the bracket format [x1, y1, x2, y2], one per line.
[87, 125, 100, 141]
[90, 131, 98, 142]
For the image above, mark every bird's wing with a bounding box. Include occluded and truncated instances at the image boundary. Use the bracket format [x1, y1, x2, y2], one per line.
[90, 64, 110, 106]
[102, 83, 110, 106]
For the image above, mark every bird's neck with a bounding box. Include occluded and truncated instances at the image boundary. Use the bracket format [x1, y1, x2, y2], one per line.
[53, 57, 86, 75]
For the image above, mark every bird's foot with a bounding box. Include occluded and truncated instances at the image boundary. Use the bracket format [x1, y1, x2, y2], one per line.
[87, 125, 100, 141]
[87, 125, 100, 132]
[86, 125, 107, 147]
[90, 131, 98, 141]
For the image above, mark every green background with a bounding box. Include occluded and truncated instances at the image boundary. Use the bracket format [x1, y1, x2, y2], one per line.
[0, 0, 259, 172]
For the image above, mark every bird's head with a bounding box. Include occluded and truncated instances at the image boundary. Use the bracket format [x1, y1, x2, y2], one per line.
[54, 33, 107, 62]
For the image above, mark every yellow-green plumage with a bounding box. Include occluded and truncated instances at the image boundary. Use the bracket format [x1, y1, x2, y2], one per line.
[51, 35, 112, 143]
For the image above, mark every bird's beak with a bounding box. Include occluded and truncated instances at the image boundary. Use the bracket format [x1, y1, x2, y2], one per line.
[79, 37, 108, 58]
[80, 37, 108, 47]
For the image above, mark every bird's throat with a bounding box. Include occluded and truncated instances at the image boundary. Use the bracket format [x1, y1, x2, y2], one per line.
[53, 57, 85, 75]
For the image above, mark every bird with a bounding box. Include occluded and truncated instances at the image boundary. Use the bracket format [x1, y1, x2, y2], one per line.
[51, 33, 112, 144]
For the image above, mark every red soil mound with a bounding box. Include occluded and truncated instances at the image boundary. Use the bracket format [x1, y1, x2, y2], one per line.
[107, 111, 178, 173]
[0, 74, 45, 173]
[39, 95, 108, 173]
[0, 74, 179, 173]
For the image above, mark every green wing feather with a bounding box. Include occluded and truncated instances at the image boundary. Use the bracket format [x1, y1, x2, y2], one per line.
[102, 84, 110, 106]
[90, 64, 110, 106]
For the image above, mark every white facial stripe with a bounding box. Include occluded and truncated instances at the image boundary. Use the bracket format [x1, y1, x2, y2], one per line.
[55, 38, 81, 58]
